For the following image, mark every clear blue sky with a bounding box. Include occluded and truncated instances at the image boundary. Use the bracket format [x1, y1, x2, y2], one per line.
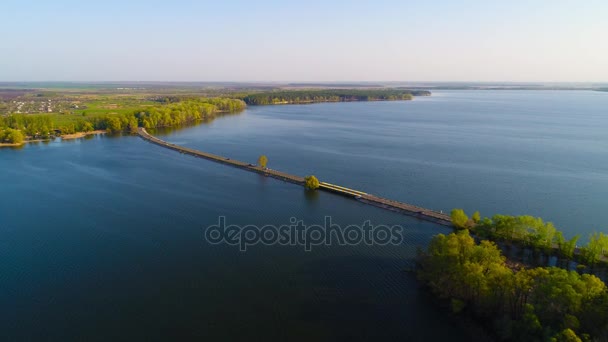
[1, 0, 607, 82]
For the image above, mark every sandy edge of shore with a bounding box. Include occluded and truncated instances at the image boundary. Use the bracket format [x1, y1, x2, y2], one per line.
[61, 130, 106, 140]
[0, 130, 107, 147]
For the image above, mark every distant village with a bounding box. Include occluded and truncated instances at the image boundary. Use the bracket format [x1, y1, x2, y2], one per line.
[0, 98, 82, 115]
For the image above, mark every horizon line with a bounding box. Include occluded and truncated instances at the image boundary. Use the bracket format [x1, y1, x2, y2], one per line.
[0, 81, 607, 85]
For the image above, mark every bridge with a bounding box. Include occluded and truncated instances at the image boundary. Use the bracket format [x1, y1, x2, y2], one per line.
[138, 127, 453, 227]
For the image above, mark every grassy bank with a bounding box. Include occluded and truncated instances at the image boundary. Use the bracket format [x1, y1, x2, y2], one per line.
[0, 97, 246, 144]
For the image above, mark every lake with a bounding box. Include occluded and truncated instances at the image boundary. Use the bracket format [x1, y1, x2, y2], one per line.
[1, 90, 607, 340]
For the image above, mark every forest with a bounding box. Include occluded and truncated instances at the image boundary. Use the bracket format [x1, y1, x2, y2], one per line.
[451, 210, 608, 266]
[242, 89, 431, 105]
[0, 98, 245, 144]
[418, 230, 608, 341]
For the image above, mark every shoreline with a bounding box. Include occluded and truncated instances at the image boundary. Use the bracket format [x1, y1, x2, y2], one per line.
[61, 130, 106, 140]
[247, 97, 418, 106]
[0, 142, 24, 147]
[0, 129, 107, 148]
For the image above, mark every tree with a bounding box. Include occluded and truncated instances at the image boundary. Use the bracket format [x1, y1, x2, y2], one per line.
[554, 329, 582, 342]
[1, 128, 24, 144]
[258, 155, 268, 169]
[451, 209, 469, 229]
[8, 129, 24, 144]
[126, 116, 139, 134]
[81, 121, 94, 132]
[556, 233, 579, 259]
[105, 116, 122, 133]
[472, 211, 481, 224]
[304, 175, 320, 190]
[581, 232, 608, 265]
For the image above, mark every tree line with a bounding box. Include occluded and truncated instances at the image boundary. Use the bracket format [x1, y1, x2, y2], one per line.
[0, 98, 246, 143]
[451, 209, 608, 266]
[418, 229, 608, 341]
[242, 89, 431, 105]
[0, 128, 25, 144]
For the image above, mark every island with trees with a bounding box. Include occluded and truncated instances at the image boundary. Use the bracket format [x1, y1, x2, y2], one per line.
[417, 209, 608, 341]
[418, 229, 608, 341]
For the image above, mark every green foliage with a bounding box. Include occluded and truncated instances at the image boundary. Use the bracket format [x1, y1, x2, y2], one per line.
[104, 116, 122, 133]
[1, 114, 53, 137]
[0, 98, 246, 139]
[580, 232, 608, 265]
[81, 121, 94, 132]
[450, 209, 469, 229]
[472, 211, 481, 224]
[556, 232, 579, 259]
[464, 212, 608, 280]
[134, 99, 245, 129]
[418, 230, 608, 341]
[258, 155, 268, 168]
[469, 211, 608, 266]
[242, 89, 430, 105]
[0, 128, 25, 144]
[476, 214, 557, 250]
[304, 175, 320, 190]
[554, 329, 582, 342]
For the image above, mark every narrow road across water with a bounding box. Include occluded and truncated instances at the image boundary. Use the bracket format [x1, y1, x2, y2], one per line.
[138, 127, 453, 227]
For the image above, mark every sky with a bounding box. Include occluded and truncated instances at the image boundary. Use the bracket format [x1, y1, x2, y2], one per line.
[1, 0, 607, 82]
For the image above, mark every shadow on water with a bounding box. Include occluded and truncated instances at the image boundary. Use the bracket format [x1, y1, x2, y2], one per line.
[304, 189, 320, 202]
[1, 143, 26, 150]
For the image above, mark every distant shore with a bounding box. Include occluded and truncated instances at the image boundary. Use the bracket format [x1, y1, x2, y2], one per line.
[242, 89, 430, 105]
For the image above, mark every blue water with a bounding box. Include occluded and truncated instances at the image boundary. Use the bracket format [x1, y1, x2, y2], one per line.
[157, 90, 608, 237]
[1, 90, 607, 340]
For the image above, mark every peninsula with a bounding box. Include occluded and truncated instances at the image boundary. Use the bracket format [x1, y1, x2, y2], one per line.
[0, 85, 430, 146]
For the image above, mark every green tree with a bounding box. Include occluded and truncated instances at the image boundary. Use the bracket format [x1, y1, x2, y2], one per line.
[304, 175, 320, 190]
[1, 128, 25, 144]
[10, 129, 25, 144]
[450, 209, 469, 229]
[126, 116, 139, 134]
[556, 233, 579, 259]
[581, 232, 608, 265]
[472, 211, 481, 224]
[258, 155, 268, 169]
[81, 121, 94, 132]
[105, 116, 122, 133]
[554, 329, 582, 342]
